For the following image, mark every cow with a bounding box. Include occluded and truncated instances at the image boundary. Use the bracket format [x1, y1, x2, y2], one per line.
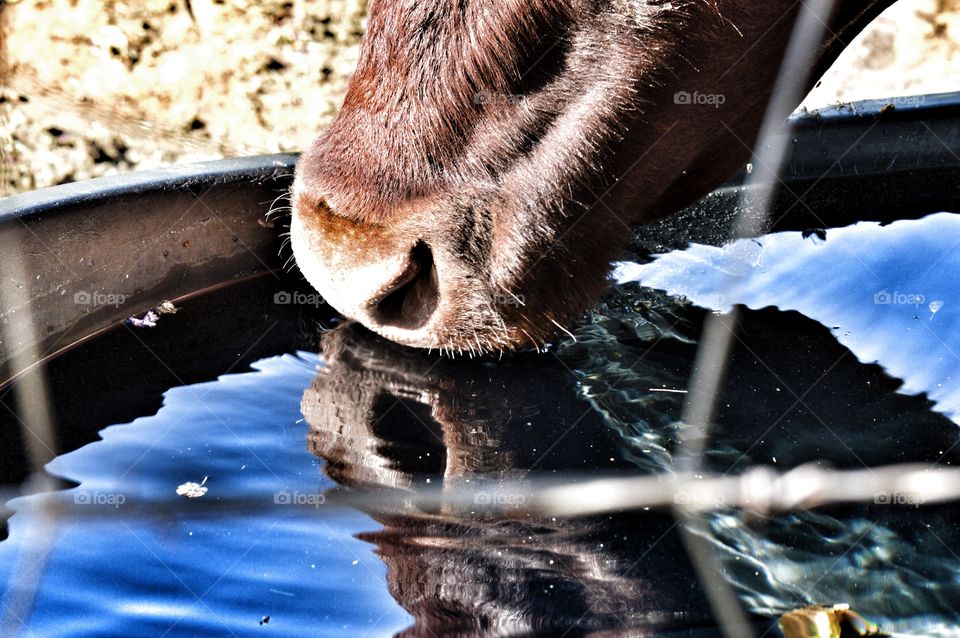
[290, 1, 894, 355]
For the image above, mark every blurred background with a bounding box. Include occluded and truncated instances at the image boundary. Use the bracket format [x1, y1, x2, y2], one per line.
[0, 0, 957, 197]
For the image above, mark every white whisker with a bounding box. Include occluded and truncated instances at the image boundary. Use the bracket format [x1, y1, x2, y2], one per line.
[548, 316, 577, 343]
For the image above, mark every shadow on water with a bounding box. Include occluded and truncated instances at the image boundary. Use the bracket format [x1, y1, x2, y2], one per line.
[606, 210, 960, 634]
[620, 212, 960, 423]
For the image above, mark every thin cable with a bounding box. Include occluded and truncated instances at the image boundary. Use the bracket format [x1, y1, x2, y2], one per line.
[671, 1, 841, 636]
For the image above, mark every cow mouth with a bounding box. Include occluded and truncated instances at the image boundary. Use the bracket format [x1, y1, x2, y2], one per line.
[369, 241, 440, 331]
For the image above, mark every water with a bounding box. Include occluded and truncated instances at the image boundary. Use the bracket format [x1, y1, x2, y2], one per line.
[616, 212, 960, 421]
[607, 211, 960, 635]
[3, 212, 960, 636]
[0, 353, 412, 637]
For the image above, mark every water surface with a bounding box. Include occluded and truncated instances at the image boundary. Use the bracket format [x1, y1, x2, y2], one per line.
[1, 353, 412, 637]
[4, 212, 960, 636]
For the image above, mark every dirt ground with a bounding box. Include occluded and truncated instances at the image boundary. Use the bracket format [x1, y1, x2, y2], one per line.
[1, 0, 958, 197]
[0, 0, 367, 194]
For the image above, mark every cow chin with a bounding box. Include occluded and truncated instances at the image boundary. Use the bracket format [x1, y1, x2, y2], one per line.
[289, 200, 552, 356]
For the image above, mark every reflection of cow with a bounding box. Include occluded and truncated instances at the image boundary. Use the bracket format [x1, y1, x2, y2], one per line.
[291, 1, 894, 353]
[301, 325, 713, 636]
[299, 306, 960, 634]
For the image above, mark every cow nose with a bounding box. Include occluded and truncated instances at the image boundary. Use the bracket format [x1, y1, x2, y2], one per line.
[366, 241, 440, 331]
[288, 200, 451, 347]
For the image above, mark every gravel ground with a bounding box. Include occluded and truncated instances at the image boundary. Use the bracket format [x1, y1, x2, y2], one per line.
[803, 0, 960, 106]
[1, 0, 958, 197]
[1, 0, 367, 194]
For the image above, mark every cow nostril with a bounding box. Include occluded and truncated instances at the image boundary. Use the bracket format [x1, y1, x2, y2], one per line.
[370, 242, 439, 330]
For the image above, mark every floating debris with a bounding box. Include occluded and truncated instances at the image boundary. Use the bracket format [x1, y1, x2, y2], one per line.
[158, 301, 179, 315]
[259, 615, 270, 626]
[930, 299, 944, 320]
[127, 310, 159, 328]
[802, 227, 828, 242]
[176, 476, 209, 498]
[126, 300, 179, 328]
[779, 604, 883, 638]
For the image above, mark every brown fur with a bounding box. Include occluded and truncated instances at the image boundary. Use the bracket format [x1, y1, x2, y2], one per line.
[291, 0, 895, 354]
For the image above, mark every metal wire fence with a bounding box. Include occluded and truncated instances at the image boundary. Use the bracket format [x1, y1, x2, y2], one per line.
[2, 1, 960, 637]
